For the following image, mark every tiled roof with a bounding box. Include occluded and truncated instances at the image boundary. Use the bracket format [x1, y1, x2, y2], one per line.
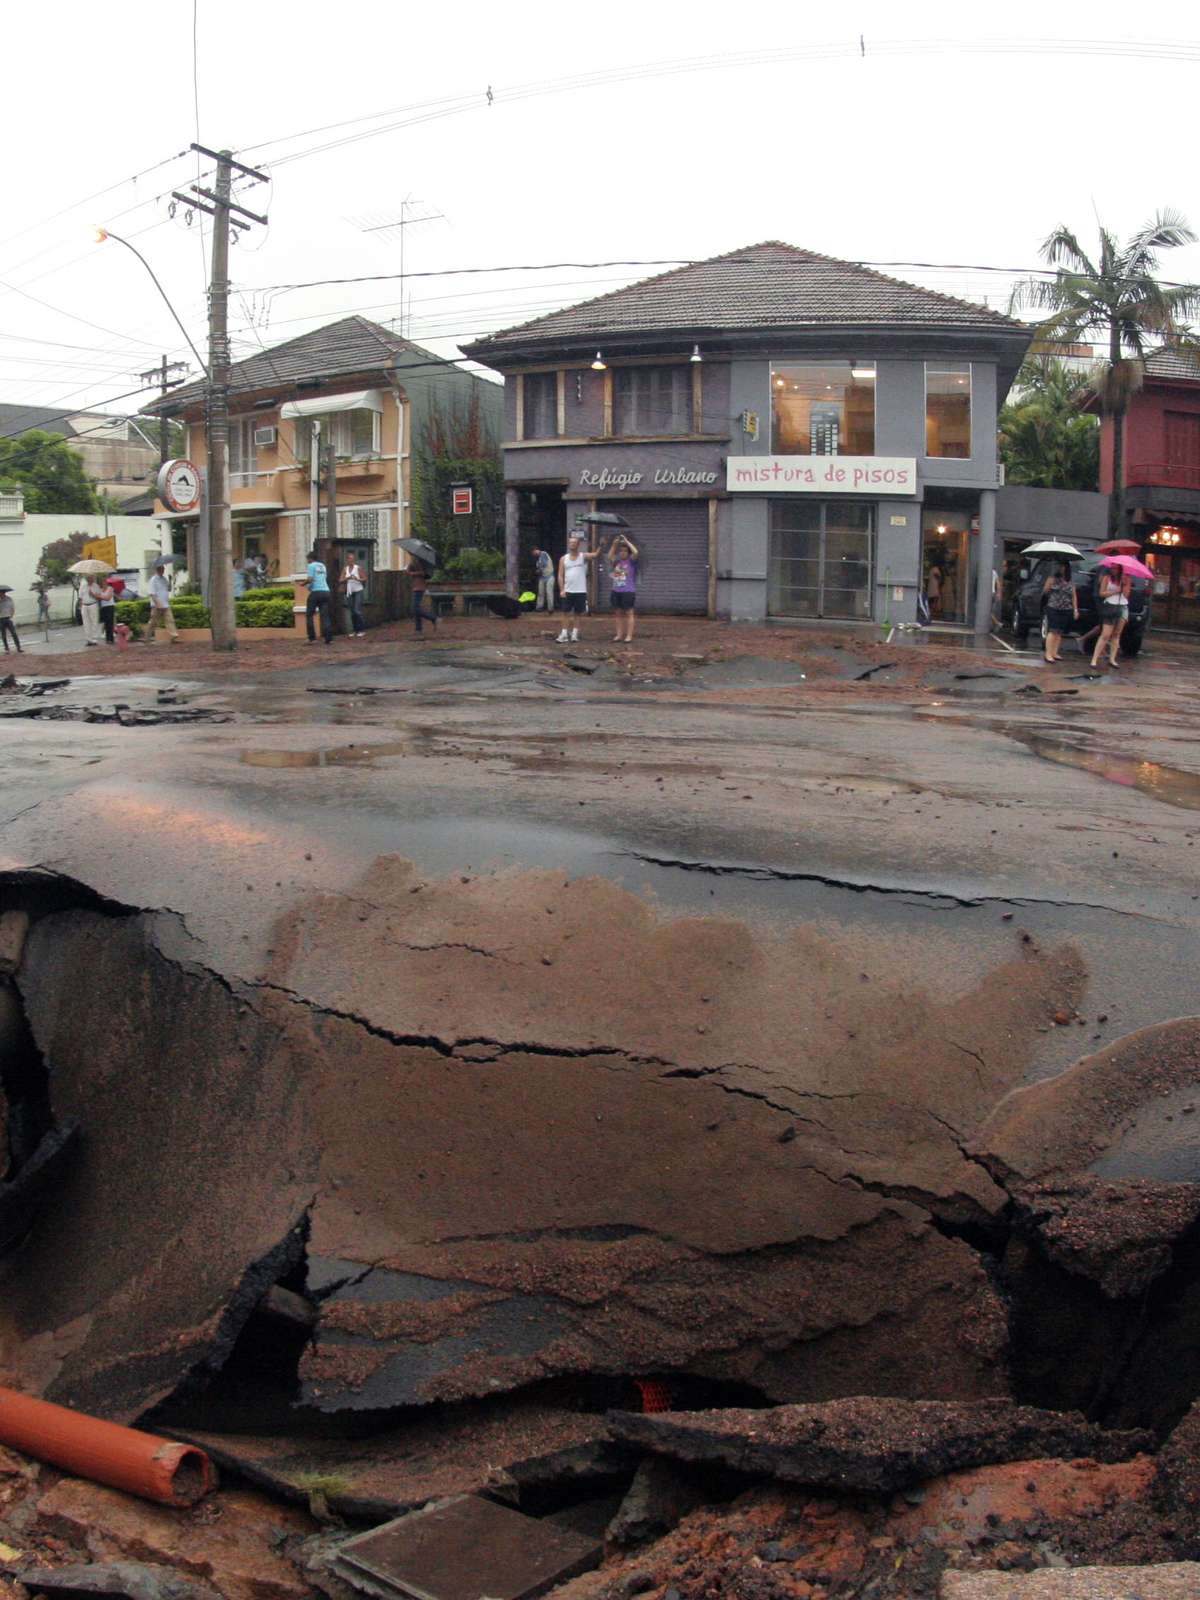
[0, 403, 75, 437]
[147, 316, 422, 412]
[463, 242, 1025, 358]
[1143, 346, 1200, 381]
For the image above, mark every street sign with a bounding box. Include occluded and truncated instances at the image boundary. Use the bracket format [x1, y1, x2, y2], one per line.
[451, 486, 473, 516]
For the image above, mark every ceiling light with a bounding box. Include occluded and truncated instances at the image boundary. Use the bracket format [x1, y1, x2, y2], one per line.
[774, 377, 785, 389]
[936, 524, 948, 535]
[590, 351, 607, 371]
[690, 344, 702, 364]
[851, 362, 874, 379]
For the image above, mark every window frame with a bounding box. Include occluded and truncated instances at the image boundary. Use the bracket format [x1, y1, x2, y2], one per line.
[230, 416, 258, 486]
[521, 372, 560, 440]
[612, 364, 694, 437]
[769, 361, 876, 456]
[924, 362, 973, 460]
[292, 409, 382, 466]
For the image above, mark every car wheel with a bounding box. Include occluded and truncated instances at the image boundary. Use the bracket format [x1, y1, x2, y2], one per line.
[1012, 602, 1029, 642]
[1040, 612, 1050, 642]
[1120, 629, 1143, 658]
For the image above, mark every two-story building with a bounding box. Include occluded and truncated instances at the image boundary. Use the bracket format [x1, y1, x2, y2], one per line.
[1099, 346, 1200, 632]
[463, 242, 1031, 630]
[143, 315, 501, 584]
[0, 404, 159, 505]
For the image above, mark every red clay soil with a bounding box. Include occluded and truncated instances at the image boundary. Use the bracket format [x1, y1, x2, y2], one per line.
[554, 1456, 1178, 1600]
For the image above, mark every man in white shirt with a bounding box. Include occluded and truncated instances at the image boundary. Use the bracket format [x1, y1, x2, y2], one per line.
[145, 563, 178, 642]
[340, 557, 366, 637]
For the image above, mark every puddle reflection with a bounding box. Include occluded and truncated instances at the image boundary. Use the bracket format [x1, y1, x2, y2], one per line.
[1020, 736, 1200, 811]
[241, 741, 412, 768]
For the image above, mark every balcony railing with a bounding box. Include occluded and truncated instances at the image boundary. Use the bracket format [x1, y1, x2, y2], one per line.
[1127, 461, 1200, 490]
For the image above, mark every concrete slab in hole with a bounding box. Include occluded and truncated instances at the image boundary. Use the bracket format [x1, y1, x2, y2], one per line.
[941, 1560, 1200, 1598]
[333, 1493, 601, 1600]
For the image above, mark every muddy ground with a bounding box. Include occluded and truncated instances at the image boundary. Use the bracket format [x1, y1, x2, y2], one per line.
[1, 618, 1199, 1598]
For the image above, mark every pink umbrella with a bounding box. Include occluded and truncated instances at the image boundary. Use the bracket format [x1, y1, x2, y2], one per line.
[1099, 552, 1154, 581]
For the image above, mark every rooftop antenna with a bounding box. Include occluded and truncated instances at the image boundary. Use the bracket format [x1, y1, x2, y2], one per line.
[359, 197, 444, 336]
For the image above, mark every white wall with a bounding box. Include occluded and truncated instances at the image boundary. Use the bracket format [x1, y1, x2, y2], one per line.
[0, 513, 170, 624]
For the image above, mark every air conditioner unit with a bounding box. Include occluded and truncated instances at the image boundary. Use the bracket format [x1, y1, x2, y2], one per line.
[253, 425, 277, 447]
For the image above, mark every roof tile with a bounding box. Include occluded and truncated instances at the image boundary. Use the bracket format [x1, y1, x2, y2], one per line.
[464, 241, 1025, 357]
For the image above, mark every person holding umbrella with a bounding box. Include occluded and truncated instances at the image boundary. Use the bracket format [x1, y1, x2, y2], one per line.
[0, 586, 21, 655]
[1091, 561, 1132, 669]
[398, 538, 440, 634]
[1041, 560, 1078, 663]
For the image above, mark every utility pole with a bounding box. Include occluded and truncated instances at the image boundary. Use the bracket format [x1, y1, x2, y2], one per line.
[138, 356, 188, 463]
[324, 440, 338, 552]
[309, 421, 321, 567]
[174, 143, 268, 652]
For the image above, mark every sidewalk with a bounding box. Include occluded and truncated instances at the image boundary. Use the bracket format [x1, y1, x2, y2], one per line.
[8, 625, 97, 657]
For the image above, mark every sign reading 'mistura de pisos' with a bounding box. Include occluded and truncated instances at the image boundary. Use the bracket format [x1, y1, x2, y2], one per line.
[726, 456, 918, 493]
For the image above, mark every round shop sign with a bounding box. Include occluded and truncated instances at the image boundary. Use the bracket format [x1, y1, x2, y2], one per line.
[157, 458, 202, 514]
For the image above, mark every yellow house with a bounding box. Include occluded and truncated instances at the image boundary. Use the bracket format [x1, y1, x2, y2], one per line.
[142, 315, 500, 583]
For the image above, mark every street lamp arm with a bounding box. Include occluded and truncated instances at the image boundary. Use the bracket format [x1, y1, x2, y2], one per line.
[95, 228, 209, 379]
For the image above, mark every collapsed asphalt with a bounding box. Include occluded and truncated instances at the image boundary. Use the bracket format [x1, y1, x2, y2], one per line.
[2, 621, 1200, 1595]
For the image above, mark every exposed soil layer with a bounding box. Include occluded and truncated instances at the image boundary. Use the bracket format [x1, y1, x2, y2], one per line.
[606, 1398, 1153, 1493]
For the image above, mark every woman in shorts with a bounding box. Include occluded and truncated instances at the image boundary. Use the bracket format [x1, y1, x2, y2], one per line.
[1090, 563, 1131, 670]
[607, 535, 640, 643]
[1041, 560, 1078, 663]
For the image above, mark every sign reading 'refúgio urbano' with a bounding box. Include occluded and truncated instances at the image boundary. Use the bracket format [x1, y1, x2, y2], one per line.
[726, 456, 918, 493]
[578, 465, 719, 492]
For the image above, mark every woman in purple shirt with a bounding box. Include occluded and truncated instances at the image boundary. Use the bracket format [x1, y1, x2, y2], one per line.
[607, 535, 640, 643]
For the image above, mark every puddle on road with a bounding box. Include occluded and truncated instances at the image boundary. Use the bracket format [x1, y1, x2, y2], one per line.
[241, 741, 413, 768]
[1018, 735, 1200, 811]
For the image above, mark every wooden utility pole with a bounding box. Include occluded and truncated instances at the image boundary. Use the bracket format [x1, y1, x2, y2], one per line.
[205, 150, 236, 651]
[174, 143, 268, 652]
[139, 357, 188, 463]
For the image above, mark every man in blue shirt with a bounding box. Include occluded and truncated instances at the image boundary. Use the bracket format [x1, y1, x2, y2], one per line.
[304, 549, 334, 645]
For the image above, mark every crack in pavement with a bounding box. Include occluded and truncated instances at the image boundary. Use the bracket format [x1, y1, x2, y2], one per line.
[614, 850, 1165, 919]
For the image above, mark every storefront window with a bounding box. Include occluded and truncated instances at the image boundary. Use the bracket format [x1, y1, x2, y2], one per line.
[770, 362, 875, 455]
[522, 373, 558, 439]
[926, 364, 972, 458]
[768, 500, 874, 619]
[613, 366, 692, 435]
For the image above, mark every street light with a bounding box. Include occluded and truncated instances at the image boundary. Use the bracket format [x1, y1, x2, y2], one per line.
[93, 226, 208, 377]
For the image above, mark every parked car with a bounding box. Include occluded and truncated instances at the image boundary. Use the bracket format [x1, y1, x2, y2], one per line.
[1010, 555, 1151, 656]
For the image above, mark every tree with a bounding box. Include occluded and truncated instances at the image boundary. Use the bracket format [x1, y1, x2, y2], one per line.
[37, 530, 90, 588]
[410, 388, 503, 561]
[0, 429, 97, 513]
[998, 358, 1100, 491]
[1011, 212, 1200, 534]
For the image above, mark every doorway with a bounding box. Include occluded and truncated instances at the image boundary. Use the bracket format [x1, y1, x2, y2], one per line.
[922, 510, 972, 625]
[1145, 527, 1200, 631]
[767, 500, 875, 620]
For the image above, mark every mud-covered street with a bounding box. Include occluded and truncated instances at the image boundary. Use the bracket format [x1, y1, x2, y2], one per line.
[3, 619, 1200, 1600]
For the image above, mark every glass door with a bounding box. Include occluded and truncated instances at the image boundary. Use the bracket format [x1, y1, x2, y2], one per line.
[768, 501, 875, 619]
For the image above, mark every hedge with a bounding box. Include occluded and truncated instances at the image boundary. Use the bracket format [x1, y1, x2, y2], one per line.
[115, 594, 295, 630]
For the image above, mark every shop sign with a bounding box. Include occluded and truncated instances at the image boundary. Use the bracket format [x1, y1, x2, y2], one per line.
[727, 456, 917, 494]
[577, 465, 718, 492]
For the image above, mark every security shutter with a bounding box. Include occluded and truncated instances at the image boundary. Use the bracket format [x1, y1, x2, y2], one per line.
[595, 499, 710, 613]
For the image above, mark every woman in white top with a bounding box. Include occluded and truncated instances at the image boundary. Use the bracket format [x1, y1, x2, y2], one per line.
[339, 558, 366, 637]
[1090, 563, 1131, 670]
[556, 533, 601, 643]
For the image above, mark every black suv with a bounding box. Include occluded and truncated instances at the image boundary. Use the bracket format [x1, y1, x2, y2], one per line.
[1010, 555, 1151, 656]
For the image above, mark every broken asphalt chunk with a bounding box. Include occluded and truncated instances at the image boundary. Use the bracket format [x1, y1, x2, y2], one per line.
[14, 1561, 222, 1600]
[607, 1397, 1153, 1494]
[332, 1493, 601, 1600]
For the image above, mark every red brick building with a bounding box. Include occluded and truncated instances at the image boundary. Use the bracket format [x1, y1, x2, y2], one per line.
[1100, 347, 1200, 631]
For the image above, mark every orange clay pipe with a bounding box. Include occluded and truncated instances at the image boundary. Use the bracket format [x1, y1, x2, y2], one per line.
[0, 1387, 215, 1506]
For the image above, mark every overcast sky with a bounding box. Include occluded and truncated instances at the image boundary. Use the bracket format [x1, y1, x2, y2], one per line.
[3, 0, 1199, 418]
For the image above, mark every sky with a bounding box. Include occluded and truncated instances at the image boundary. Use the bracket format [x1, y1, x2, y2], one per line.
[2, 0, 1199, 420]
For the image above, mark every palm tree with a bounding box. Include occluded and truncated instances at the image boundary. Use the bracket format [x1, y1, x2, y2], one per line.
[999, 358, 1099, 492]
[1011, 212, 1200, 534]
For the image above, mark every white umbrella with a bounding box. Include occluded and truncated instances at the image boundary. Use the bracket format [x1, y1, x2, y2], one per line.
[1021, 541, 1081, 558]
[68, 558, 116, 576]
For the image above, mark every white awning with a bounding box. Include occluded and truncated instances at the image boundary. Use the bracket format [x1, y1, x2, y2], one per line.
[280, 388, 385, 420]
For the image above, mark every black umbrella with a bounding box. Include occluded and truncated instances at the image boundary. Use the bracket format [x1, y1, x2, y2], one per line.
[579, 511, 630, 528]
[397, 537, 438, 568]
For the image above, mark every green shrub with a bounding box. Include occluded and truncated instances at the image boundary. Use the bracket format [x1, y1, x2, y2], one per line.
[235, 595, 294, 628]
[442, 547, 504, 581]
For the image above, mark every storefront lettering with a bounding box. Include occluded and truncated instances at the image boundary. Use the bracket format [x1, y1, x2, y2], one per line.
[577, 465, 718, 491]
[726, 455, 917, 494]
[579, 467, 643, 491]
[653, 467, 717, 485]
